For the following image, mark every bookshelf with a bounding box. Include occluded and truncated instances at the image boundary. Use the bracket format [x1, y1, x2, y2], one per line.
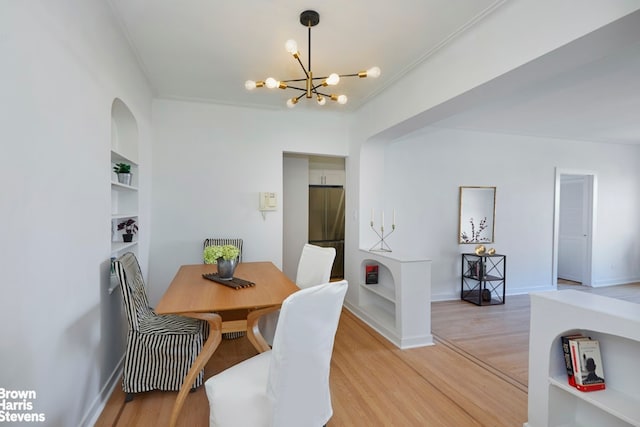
[461, 253, 506, 305]
[526, 290, 640, 427]
[109, 99, 139, 294]
[345, 250, 433, 349]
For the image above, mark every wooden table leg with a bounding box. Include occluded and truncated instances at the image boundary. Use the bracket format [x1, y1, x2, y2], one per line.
[246, 305, 281, 353]
[168, 313, 222, 427]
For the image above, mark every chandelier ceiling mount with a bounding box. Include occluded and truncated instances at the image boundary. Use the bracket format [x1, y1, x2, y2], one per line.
[244, 10, 380, 108]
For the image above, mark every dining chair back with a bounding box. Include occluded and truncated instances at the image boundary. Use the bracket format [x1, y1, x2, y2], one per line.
[259, 243, 336, 345]
[295, 243, 336, 288]
[205, 280, 348, 427]
[114, 252, 210, 400]
[203, 238, 245, 339]
[203, 238, 243, 262]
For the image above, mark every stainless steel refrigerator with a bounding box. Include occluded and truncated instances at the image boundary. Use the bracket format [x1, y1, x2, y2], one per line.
[308, 185, 345, 279]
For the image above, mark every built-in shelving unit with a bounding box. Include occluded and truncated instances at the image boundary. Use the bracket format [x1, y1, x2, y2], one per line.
[109, 99, 139, 294]
[526, 290, 640, 427]
[110, 150, 138, 249]
[345, 250, 432, 349]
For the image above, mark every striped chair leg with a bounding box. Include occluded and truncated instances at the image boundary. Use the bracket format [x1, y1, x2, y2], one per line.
[223, 331, 245, 339]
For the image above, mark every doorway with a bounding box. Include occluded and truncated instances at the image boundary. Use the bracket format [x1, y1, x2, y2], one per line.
[282, 154, 346, 281]
[552, 169, 596, 287]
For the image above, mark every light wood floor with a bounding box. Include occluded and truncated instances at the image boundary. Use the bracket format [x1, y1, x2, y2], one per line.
[95, 283, 640, 427]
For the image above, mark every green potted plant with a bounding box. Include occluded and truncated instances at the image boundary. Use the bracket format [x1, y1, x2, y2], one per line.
[204, 244, 240, 280]
[113, 162, 132, 185]
[117, 218, 138, 242]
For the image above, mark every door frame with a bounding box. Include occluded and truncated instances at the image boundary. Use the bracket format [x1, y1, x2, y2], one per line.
[552, 168, 597, 287]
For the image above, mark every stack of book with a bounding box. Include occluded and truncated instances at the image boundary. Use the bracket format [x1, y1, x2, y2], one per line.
[560, 334, 606, 391]
[365, 264, 379, 284]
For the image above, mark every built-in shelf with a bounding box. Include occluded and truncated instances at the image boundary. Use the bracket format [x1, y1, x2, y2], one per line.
[526, 290, 640, 427]
[110, 150, 139, 256]
[110, 99, 139, 261]
[111, 181, 138, 191]
[360, 283, 395, 303]
[359, 303, 395, 330]
[111, 213, 138, 220]
[344, 250, 433, 349]
[548, 376, 639, 426]
[111, 241, 138, 253]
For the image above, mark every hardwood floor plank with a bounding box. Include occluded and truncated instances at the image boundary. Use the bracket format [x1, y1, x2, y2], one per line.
[432, 295, 531, 388]
[329, 312, 483, 426]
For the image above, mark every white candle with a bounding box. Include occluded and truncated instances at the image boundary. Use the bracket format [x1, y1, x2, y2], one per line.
[371, 208, 374, 224]
[393, 209, 396, 226]
[382, 211, 385, 228]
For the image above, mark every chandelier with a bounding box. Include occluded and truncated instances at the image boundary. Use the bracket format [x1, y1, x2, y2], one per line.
[244, 10, 381, 108]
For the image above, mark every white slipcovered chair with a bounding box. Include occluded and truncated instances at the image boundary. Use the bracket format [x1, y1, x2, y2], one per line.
[205, 280, 348, 427]
[258, 243, 336, 345]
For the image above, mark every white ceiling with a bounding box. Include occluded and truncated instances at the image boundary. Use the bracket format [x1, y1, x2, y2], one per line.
[108, 0, 503, 110]
[428, 22, 640, 145]
[108, 1, 640, 144]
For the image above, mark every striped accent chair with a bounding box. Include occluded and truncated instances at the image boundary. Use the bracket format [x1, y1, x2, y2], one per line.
[203, 238, 244, 339]
[114, 252, 210, 401]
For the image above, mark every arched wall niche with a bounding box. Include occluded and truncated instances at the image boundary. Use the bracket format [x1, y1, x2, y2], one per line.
[111, 98, 138, 162]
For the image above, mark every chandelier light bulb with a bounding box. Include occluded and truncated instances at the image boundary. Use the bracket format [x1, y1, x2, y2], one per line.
[325, 73, 340, 86]
[265, 78, 278, 89]
[337, 94, 348, 104]
[367, 66, 381, 78]
[286, 98, 298, 108]
[244, 80, 257, 90]
[285, 39, 298, 55]
[317, 95, 326, 106]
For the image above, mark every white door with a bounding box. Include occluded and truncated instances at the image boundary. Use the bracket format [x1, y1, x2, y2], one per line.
[557, 175, 589, 283]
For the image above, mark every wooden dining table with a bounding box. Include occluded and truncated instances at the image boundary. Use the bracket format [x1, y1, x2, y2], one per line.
[155, 261, 299, 427]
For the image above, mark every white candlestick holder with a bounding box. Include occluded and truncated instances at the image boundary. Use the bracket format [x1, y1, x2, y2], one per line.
[369, 222, 395, 252]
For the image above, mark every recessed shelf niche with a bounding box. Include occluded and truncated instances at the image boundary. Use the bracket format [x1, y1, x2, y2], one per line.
[346, 250, 433, 349]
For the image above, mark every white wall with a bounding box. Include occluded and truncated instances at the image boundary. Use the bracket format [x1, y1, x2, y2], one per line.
[282, 155, 309, 279]
[344, 2, 640, 307]
[383, 128, 640, 300]
[148, 100, 349, 304]
[0, 2, 152, 426]
[355, 0, 640, 139]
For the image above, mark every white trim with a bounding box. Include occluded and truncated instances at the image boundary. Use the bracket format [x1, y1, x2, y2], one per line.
[78, 355, 124, 427]
[343, 302, 434, 349]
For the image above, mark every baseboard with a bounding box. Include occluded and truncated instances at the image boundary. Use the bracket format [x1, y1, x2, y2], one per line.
[591, 276, 640, 287]
[78, 354, 124, 427]
[431, 285, 555, 302]
[343, 303, 433, 349]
